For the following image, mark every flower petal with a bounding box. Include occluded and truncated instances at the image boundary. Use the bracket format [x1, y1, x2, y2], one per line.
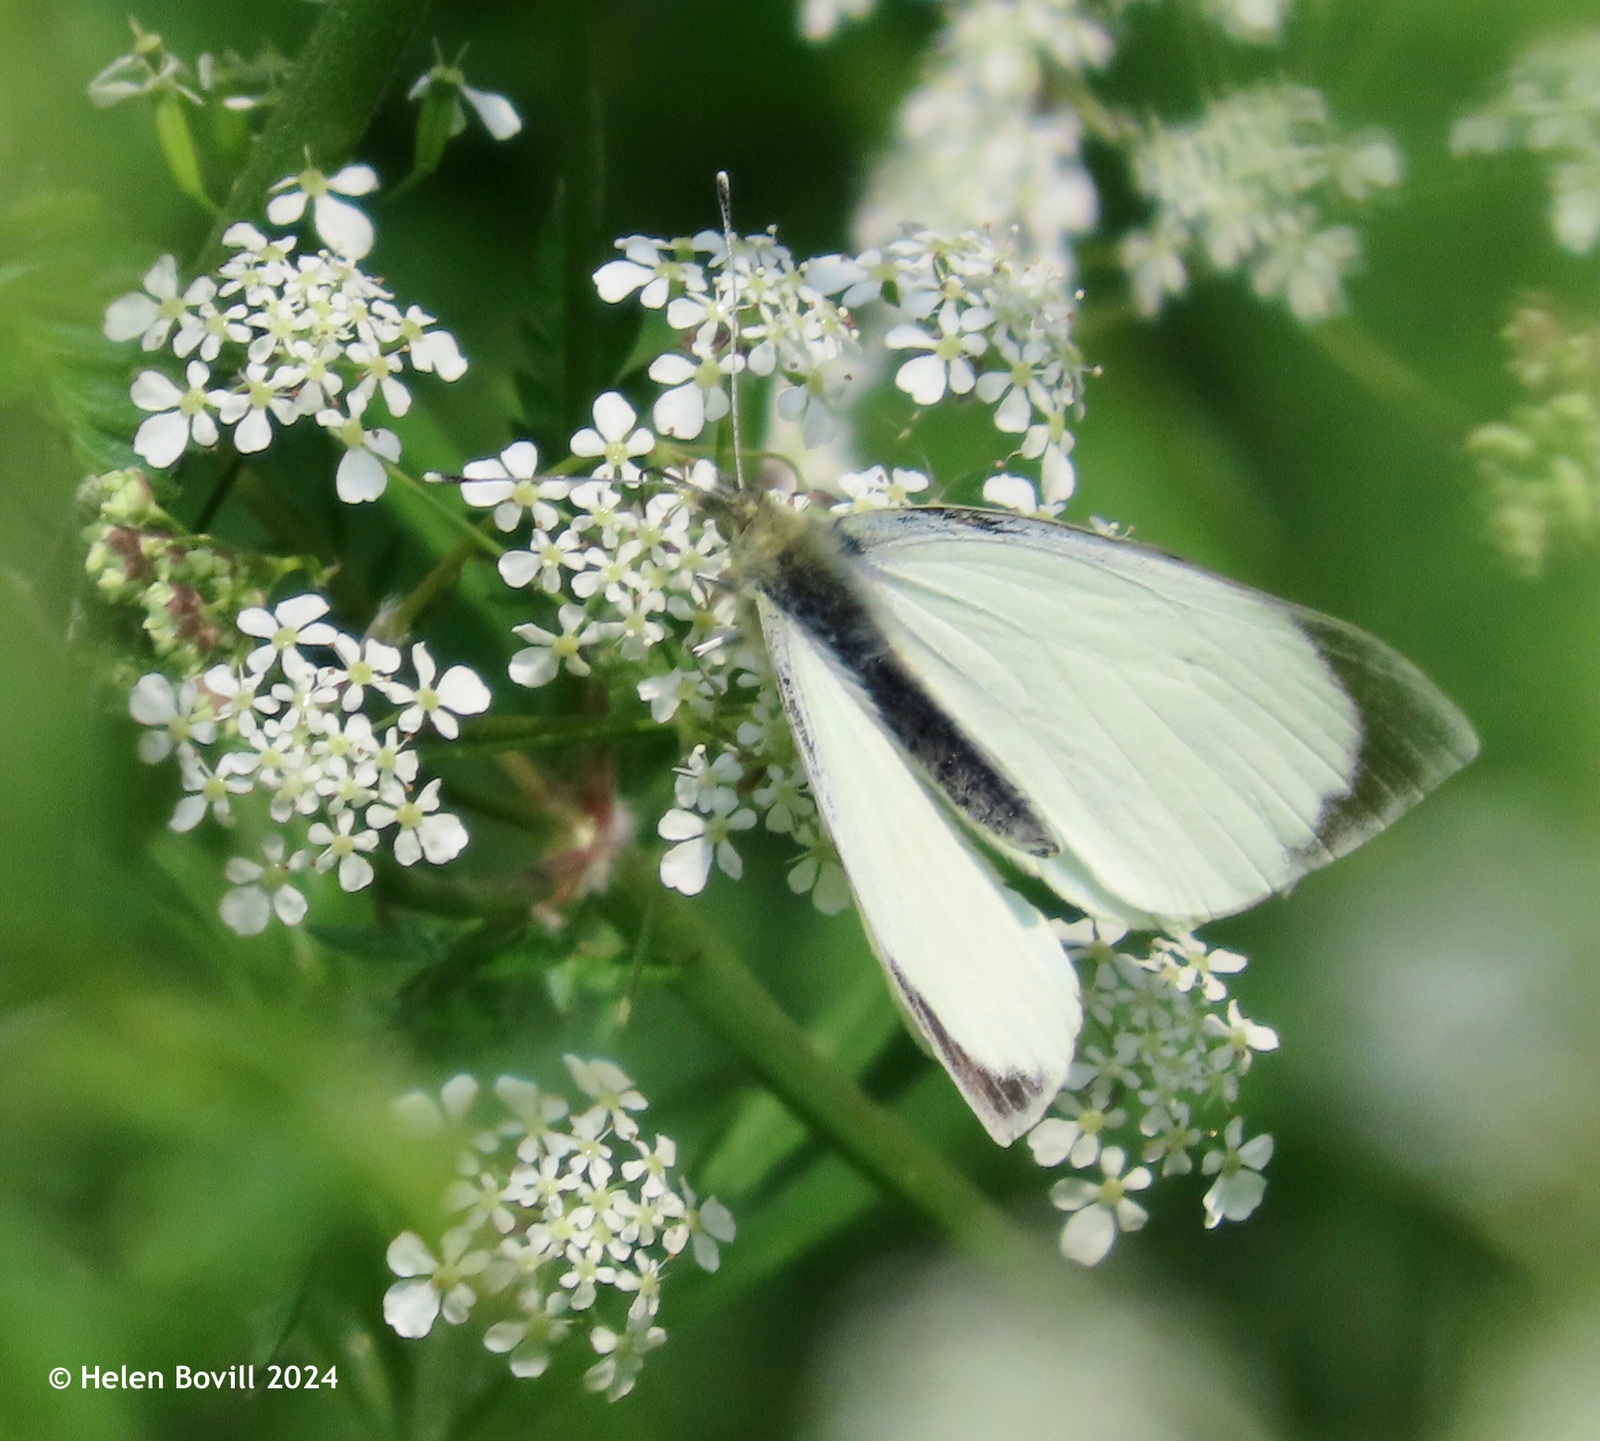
[383, 1277, 441, 1339]
[133, 410, 193, 468]
[314, 192, 374, 260]
[104, 292, 160, 342]
[1061, 1204, 1117, 1265]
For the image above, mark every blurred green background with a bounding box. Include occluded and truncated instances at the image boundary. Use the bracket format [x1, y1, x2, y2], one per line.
[1, 0, 1595, 1438]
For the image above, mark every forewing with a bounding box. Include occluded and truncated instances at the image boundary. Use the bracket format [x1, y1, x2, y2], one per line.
[839, 508, 1478, 929]
[757, 595, 1082, 1145]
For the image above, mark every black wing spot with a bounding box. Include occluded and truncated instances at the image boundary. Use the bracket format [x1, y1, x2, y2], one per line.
[895, 972, 1038, 1127]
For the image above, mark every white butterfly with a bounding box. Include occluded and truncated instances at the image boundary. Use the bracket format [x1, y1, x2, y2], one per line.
[730, 497, 1478, 1146]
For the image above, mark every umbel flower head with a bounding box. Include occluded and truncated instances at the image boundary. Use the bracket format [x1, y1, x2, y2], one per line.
[383, 1064, 733, 1401]
[102, 194, 468, 494]
[1453, 31, 1600, 255]
[1027, 922, 1278, 1264]
[125, 590, 488, 937]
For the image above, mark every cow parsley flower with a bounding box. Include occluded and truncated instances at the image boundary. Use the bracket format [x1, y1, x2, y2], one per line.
[219, 833, 310, 935]
[657, 800, 757, 896]
[571, 393, 657, 482]
[509, 606, 608, 686]
[854, 0, 1108, 268]
[127, 590, 485, 936]
[317, 392, 402, 503]
[237, 593, 337, 673]
[1202, 0, 1292, 44]
[386, 642, 492, 739]
[368, 777, 470, 866]
[383, 1065, 731, 1401]
[383, 1229, 492, 1339]
[799, 0, 877, 42]
[1200, 1118, 1274, 1228]
[1453, 33, 1600, 255]
[104, 255, 213, 350]
[267, 163, 381, 260]
[104, 212, 468, 510]
[1121, 83, 1402, 321]
[130, 363, 226, 468]
[1049, 1145, 1152, 1265]
[457, 441, 567, 532]
[1028, 922, 1280, 1254]
[408, 57, 523, 142]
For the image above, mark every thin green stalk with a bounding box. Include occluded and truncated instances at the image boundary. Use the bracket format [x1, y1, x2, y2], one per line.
[440, 713, 666, 754]
[385, 523, 496, 637]
[639, 880, 1037, 1268]
[196, 0, 433, 269]
[1306, 318, 1472, 433]
[384, 463, 506, 556]
[193, 455, 242, 533]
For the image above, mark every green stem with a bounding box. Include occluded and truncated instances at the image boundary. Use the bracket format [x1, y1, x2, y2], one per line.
[645, 883, 1036, 1267]
[195, 0, 433, 270]
[1306, 319, 1472, 433]
[385, 523, 496, 637]
[384, 464, 505, 557]
[557, 0, 603, 435]
[193, 454, 242, 533]
[439, 713, 665, 754]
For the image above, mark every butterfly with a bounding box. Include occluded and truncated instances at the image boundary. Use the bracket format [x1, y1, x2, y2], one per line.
[718, 492, 1478, 1145]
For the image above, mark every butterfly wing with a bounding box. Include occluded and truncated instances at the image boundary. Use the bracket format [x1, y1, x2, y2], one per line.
[757, 594, 1082, 1145]
[836, 507, 1478, 930]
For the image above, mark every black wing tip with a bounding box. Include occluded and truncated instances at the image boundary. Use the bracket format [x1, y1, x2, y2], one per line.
[895, 976, 1055, 1147]
[1296, 611, 1480, 859]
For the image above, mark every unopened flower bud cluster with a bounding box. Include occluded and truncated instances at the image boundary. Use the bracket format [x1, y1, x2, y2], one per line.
[1468, 302, 1600, 575]
[127, 591, 490, 936]
[384, 1063, 733, 1402]
[1027, 921, 1279, 1265]
[102, 187, 467, 496]
[78, 466, 285, 673]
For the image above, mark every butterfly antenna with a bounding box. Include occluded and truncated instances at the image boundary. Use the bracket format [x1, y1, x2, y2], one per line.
[715, 170, 751, 496]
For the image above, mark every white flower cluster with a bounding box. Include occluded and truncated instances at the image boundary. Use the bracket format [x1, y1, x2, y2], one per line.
[468, 226, 1088, 911]
[1027, 921, 1278, 1264]
[1199, 0, 1292, 45]
[854, 0, 1110, 269]
[1453, 32, 1600, 256]
[1468, 302, 1599, 576]
[447, 424, 849, 912]
[104, 199, 466, 497]
[597, 226, 860, 448]
[127, 591, 490, 936]
[798, 0, 878, 42]
[600, 223, 1089, 501]
[383, 1064, 733, 1402]
[1121, 83, 1403, 322]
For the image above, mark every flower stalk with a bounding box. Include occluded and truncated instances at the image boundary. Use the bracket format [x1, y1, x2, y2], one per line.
[197, 0, 433, 268]
[635, 874, 1039, 1269]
